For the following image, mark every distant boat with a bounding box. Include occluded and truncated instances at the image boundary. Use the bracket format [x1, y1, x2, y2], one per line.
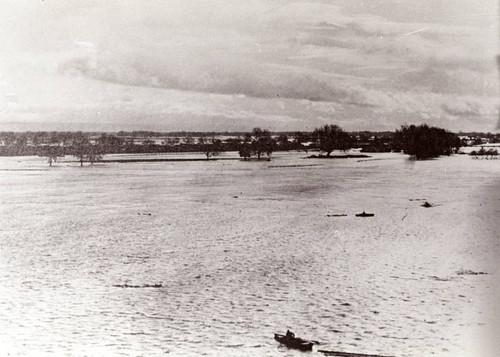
[355, 211, 375, 217]
[274, 331, 314, 351]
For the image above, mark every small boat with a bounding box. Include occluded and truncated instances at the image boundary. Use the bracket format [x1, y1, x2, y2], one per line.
[274, 331, 315, 351]
[355, 211, 374, 217]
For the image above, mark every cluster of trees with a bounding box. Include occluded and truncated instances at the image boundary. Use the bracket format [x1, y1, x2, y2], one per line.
[393, 124, 461, 160]
[238, 128, 276, 161]
[310, 123, 462, 160]
[470, 148, 499, 159]
[36, 132, 104, 166]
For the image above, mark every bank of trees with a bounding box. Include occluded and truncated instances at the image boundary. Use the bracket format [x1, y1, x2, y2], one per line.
[393, 124, 461, 160]
[1, 123, 465, 165]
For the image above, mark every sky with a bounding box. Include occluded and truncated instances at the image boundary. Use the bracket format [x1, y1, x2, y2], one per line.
[0, 0, 498, 132]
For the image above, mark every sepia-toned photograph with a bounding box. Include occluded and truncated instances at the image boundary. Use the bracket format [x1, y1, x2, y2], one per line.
[0, 1, 499, 356]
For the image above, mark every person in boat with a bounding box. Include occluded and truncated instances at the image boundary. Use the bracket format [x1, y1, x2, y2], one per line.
[286, 330, 295, 339]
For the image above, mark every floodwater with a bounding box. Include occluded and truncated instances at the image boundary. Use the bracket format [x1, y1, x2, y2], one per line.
[0, 152, 499, 356]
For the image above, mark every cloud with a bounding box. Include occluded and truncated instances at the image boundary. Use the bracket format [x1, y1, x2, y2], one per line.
[441, 98, 498, 117]
[0, 0, 498, 131]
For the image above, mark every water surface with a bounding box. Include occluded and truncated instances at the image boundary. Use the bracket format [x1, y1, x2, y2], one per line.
[0, 152, 499, 356]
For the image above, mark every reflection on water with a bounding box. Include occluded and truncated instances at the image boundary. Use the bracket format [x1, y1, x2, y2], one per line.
[0, 153, 498, 356]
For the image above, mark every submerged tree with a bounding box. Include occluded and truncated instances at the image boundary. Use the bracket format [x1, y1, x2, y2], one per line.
[394, 124, 461, 160]
[198, 136, 223, 159]
[470, 147, 499, 159]
[238, 133, 253, 160]
[70, 132, 103, 166]
[237, 129, 276, 161]
[312, 124, 351, 156]
[238, 144, 252, 161]
[250, 128, 275, 160]
[38, 146, 64, 166]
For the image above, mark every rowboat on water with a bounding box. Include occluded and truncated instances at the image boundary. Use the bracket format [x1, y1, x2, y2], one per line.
[274, 331, 314, 351]
[274, 331, 394, 357]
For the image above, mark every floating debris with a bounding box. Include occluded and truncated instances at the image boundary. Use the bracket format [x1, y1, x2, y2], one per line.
[429, 276, 453, 282]
[355, 211, 375, 217]
[113, 283, 163, 288]
[457, 269, 488, 276]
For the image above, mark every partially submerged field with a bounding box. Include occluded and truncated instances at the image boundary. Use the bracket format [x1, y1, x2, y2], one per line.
[0, 152, 499, 356]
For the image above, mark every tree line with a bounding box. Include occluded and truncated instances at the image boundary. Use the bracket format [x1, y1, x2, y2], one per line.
[0, 124, 464, 165]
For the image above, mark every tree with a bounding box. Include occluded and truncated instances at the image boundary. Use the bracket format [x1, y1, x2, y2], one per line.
[294, 131, 309, 144]
[238, 133, 253, 160]
[237, 129, 276, 160]
[277, 133, 290, 150]
[14, 133, 28, 155]
[38, 146, 63, 166]
[470, 147, 499, 159]
[98, 133, 124, 153]
[394, 124, 461, 160]
[312, 124, 351, 156]
[238, 145, 252, 160]
[70, 132, 103, 166]
[251, 128, 275, 160]
[198, 136, 223, 159]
